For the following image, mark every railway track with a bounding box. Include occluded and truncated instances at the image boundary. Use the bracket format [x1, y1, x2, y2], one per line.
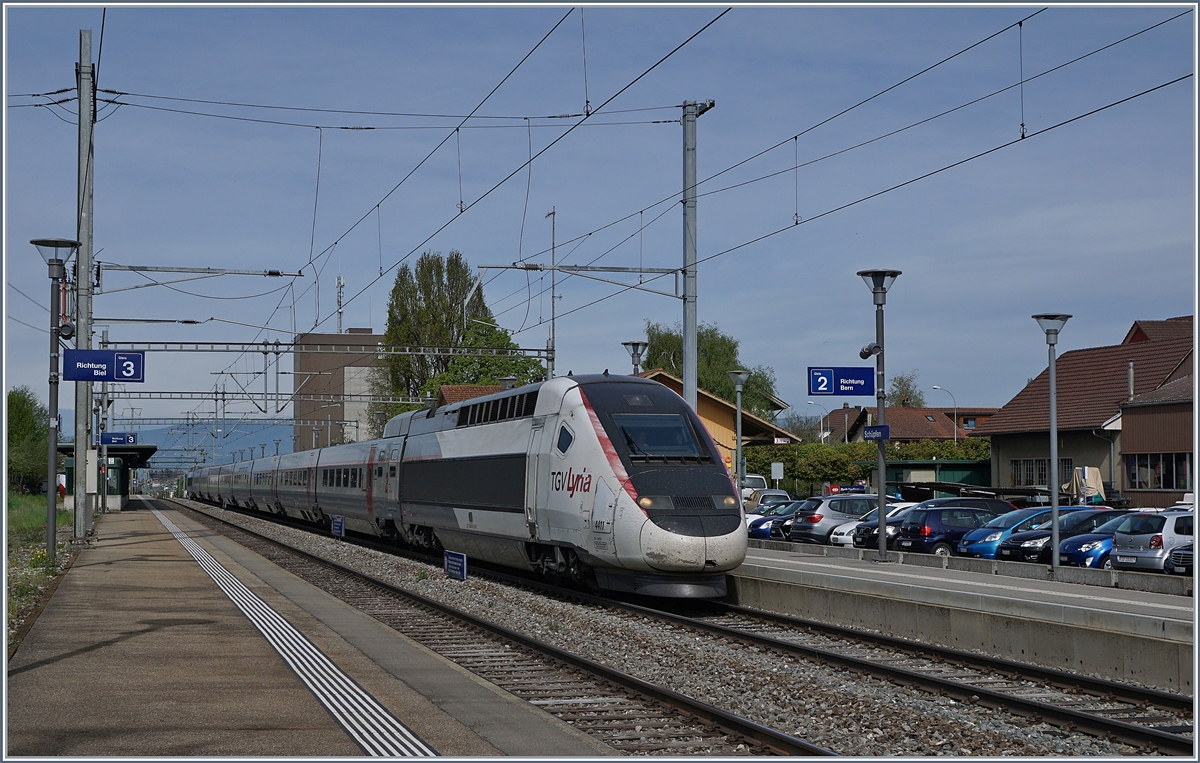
[178, 498, 1194, 755]
[170, 500, 830, 756]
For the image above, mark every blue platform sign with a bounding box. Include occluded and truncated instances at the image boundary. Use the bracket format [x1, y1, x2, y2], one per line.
[331, 515, 345, 537]
[863, 425, 890, 442]
[808, 367, 874, 396]
[444, 550, 468, 581]
[101, 432, 138, 445]
[63, 350, 145, 382]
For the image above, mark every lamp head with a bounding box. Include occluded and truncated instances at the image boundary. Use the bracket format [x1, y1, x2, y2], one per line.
[857, 269, 902, 294]
[932, 385, 941, 390]
[30, 238, 81, 265]
[860, 342, 882, 360]
[727, 369, 750, 390]
[621, 340, 649, 359]
[1033, 313, 1072, 345]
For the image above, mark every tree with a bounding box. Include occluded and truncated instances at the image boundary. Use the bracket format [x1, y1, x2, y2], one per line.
[368, 250, 544, 434]
[776, 409, 824, 443]
[642, 321, 779, 418]
[886, 369, 926, 408]
[8, 386, 49, 493]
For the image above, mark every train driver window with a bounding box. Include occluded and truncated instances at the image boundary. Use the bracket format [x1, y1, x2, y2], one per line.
[389, 466, 397, 478]
[556, 425, 574, 455]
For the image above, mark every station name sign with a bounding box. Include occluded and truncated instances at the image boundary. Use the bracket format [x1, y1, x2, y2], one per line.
[63, 350, 145, 383]
[808, 367, 874, 396]
[863, 425, 890, 442]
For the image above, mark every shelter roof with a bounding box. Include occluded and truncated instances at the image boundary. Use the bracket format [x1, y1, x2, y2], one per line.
[436, 385, 504, 406]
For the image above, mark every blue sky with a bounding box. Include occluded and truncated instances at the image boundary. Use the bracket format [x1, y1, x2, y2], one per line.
[4, 5, 1195, 462]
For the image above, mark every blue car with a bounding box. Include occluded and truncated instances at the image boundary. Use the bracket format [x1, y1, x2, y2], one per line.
[1057, 514, 1132, 569]
[957, 507, 1080, 559]
[746, 501, 805, 539]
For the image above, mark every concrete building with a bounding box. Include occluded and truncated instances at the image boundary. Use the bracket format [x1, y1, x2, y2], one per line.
[973, 317, 1192, 507]
[293, 329, 382, 450]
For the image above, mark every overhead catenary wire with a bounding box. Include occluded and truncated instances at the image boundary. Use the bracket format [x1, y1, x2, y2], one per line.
[8, 282, 51, 313]
[322, 8, 732, 334]
[508, 73, 1193, 335]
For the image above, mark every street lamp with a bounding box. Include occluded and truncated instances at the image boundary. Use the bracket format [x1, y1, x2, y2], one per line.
[727, 370, 750, 492]
[622, 340, 650, 376]
[807, 400, 829, 443]
[1033, 313, 1071, 570]
[857, 268, 901, 562]
[31, 237, 81, 566]
[931, 386, 957, 445]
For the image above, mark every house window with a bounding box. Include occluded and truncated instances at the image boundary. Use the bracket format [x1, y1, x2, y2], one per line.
[1036, 459, 1047, 486]
[963, 418, 976, 429]
[1126, 453, 1192, 490]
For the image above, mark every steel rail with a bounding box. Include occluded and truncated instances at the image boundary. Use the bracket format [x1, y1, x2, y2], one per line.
[166, 499, 833, 756]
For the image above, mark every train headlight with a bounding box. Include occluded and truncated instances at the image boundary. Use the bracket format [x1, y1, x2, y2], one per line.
[637, 496, 674, 509]
[720, 496, 738, 508]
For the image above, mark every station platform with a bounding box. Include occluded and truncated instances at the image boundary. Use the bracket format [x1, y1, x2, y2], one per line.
[730, 543, 1194, 693]
[6, 498, 614, 757]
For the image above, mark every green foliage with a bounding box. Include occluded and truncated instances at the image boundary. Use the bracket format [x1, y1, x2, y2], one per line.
[7, 387, 49, 493]
[886, 369, 926, 408]
[6, 492, 70, 535]
[742, 439, 991, 497]
[776, 409, 824, 443]
[643, 321, 778, 418]
[368, 250, 545, 434]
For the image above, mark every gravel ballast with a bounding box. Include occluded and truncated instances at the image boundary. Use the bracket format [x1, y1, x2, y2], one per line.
[185, 502, 1153, 757]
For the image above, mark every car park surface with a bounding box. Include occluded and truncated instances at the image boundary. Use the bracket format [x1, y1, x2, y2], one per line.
[897, 505, 1002, 556]
[1111, 511, 1194, 572]
[957, 506, 1066, 559]
[994, 508, 1128, 564]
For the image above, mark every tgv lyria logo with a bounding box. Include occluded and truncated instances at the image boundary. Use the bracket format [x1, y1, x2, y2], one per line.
[551, 467, 592, 497]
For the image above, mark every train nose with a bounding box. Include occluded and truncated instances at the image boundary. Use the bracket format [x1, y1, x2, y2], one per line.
[638, 516, 746, 572]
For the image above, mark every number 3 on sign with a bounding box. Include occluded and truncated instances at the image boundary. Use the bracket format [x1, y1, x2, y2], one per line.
[113, 352, 143, 382]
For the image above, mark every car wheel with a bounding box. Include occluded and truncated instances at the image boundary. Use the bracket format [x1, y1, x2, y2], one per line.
[932, 543, 953, 557]
[1100, 556, 1113, 571]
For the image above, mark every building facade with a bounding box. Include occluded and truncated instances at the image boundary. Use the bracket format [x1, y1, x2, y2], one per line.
[292, 328, 382, 450]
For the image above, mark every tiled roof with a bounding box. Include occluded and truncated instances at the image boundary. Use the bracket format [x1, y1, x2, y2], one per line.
[974, 337, 1193, 435]
[1123, 375, 1194, 407]
[1122, 316, 1192, 344]
[821, 406, 866, 444]
[436, 385, 504, 405]
[853, 407, 988, 441]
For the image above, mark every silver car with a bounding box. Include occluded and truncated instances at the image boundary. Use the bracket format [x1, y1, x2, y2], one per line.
[779, 494, 881, 544]
[1111, 510, 1194, 572]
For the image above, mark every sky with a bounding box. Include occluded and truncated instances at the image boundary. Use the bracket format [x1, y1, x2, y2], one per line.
[4, 4, 1196, 467]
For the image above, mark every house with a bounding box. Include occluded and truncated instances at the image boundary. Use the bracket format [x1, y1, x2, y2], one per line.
[293, 328, 383, 449]
[1119, 374, 1193, 507]
[821, 403, 997, 444]
[972, 317, 1192, 507]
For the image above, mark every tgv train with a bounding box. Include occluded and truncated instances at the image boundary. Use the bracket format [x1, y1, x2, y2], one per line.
[188, 374, 747, 597]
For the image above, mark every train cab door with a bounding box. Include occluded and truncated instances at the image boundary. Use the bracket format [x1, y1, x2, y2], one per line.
[525, 423, 545, 539]
[386, 447, 401, 505]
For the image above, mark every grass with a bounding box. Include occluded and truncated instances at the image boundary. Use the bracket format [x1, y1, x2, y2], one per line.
[7, 491, 74, 648]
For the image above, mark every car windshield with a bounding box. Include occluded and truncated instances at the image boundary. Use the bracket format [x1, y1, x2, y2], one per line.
[763, 502, 801, 517]
[984, 509, 1040, 529]
[791, 498, 824, 515]
[743, 476, 768, 490]
[610, 413, 701, 458]
[1034, 512, 1093, 532]
[1114, 514, 1167, 535]
[1093, 516, 1128, 534]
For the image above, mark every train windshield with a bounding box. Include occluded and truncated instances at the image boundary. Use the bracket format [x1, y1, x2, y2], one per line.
[610, 413, 701, 459]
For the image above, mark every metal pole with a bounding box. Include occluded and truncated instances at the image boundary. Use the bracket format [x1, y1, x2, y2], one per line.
[74, 29, 95, 539]
[682, 102, 699, 410]
[735, 385, 744, 490]
[875, 296, 888, 562]
[547, 207, 556, 379]
[46, 259, 64, 563]
[100, 329, 108, 514]
[1049, 339, 1059, 569]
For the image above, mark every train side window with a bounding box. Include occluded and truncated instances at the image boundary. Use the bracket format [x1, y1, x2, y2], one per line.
[389, 466, 396, 478]
[556, 425, 574, 454]
[350, 469, 358, 489]
[343, 468, 350, 487]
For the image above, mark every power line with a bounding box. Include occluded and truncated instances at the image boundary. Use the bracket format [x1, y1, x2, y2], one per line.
[509, 73, 1193, 335]
[8, 282, 51, 313]
[9, 315, 49, 334]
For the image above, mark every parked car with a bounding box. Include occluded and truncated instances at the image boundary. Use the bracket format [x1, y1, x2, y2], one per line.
[861, 497, 1014, 552]
[994, 508, 1128, 564]
[1165, 543, 1194, 575]
[957, 505, 1069, 559]
[832, 503, 915, 548]
[746, 500, 806, 539]
[776, 494, 879, 544]
[1111, 511, 1194, 572]
[1057, 513, 1133, 569]
[897, 505, 1003, 556]
[744, 488, 792, 515]
[740, 474, 769, 499]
